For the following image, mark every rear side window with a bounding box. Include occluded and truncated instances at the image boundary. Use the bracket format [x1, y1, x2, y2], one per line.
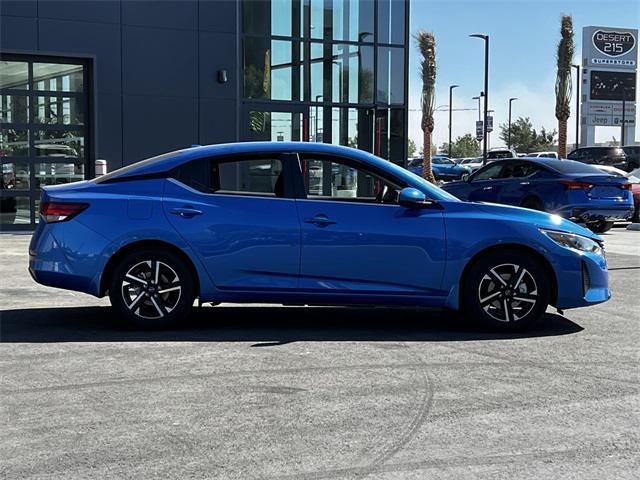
[173, 156, 285, 197]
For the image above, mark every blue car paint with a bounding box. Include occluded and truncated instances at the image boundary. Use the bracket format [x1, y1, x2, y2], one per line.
[442, 158, 634, 222]
[408, 156, 472, 180]
[29, 142, 610, 312]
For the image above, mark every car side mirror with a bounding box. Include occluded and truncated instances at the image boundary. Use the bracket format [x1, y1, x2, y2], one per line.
[398, 187, 428, 208]
[462, 173, 470, 182]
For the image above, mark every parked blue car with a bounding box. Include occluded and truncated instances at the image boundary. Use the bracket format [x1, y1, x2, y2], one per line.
[442, 158, 634, 233]
[408, 155, 472, 181]
[30, 143, 610, 331]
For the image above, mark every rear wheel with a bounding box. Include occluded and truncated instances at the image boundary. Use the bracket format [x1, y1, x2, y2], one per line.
[587, 220, 614, 233]
[462, 251, 550, 331]
[108, 249, 195, 328]
[632, 205, 640, 224]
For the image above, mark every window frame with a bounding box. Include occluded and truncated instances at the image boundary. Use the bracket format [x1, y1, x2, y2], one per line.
[170, 152, 297, 200]
[292, 151, 408, 204]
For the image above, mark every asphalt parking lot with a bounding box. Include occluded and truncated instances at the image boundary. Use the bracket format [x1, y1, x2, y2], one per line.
[1, 229, 639, 479]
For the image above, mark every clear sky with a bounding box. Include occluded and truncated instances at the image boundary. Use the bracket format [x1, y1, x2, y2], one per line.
[408, 0, 640, 150]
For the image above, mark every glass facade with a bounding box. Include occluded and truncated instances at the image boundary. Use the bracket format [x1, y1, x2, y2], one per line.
[1, 55, 89, 229]
[242, 0, 408, 165]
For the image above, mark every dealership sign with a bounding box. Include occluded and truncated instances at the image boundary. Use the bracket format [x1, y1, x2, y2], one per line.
[592, 30, 636, 57]
[583, 26, 638, 70]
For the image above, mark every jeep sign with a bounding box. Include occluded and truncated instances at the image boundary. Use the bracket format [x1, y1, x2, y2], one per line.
[593, 30, 636, 57]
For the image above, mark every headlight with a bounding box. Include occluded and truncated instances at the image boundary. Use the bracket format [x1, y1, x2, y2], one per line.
[540, 229, 604, 256]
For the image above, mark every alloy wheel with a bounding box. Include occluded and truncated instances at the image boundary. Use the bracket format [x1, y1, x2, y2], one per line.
[121, 260, 182, 319]
[477, 263, 538, 322]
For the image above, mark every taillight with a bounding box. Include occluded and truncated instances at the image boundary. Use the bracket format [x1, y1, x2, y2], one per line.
[40, 202, 88, 223]
[621, 183, 632, 190]
[560, 180, 593, 190]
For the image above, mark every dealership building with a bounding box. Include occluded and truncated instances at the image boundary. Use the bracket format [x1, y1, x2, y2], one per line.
[1, 0, 409, 229]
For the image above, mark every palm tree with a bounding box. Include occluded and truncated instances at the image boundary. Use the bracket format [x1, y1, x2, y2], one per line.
[415, 31, 437, 183]
[555, 15, 574, 159]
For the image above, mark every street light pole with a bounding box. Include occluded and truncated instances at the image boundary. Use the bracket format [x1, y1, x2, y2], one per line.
[470, 34, 489, 164]
[572, 64, 580, 150]
[508, 97, 517, 150]
[448, 84, 459, 157]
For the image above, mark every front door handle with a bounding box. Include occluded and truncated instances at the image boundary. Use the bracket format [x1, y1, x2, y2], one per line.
[170, 206, 204, 218]
[304, 214, 336, 226]
[482, 186, 493, 190]
[520, 181, 530, 185]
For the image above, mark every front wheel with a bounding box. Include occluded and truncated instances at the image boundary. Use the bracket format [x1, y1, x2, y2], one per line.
[108, 249, 195, 328]
[462, 251, 550, 331]
[632, 205, 639, 224]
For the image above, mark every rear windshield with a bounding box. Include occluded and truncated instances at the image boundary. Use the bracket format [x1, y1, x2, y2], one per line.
[94, 149, 188, 183]
[543, 159, 607, 174]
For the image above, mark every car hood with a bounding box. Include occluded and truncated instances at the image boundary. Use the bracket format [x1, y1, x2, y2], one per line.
[472, 202, 601, 240]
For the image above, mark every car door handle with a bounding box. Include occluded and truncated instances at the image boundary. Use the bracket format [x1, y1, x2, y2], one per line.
[304, 215, 336, 226]
[520, 181, 530, 185]
[170, 206, 204, 218]
[482, 186, 493, 190]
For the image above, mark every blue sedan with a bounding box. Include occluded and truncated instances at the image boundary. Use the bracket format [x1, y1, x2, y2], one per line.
[442, 158, 634, 233]
[408, 155, 472, 181]
[30, 143, 609, 331]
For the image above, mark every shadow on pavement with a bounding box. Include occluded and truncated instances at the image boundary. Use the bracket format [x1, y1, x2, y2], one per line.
[0, 306, 583, 343]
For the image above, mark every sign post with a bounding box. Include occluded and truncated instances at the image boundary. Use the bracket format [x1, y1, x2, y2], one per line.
[476, 121, 484, 142]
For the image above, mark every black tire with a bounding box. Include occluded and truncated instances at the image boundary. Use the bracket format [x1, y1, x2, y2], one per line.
[632, 205, 640, 224]
[462, 251, 550, 331]
[587, 220, 614, 233]
[520, 197, 545, 212]
[108, 248, 195, 329]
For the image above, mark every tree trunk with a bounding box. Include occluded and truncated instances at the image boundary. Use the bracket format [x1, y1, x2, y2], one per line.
[422, 127, 436, 183]
[557, 118, 567, 158]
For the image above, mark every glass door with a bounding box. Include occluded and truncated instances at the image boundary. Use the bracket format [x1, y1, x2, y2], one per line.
[1, 54, 90, 230]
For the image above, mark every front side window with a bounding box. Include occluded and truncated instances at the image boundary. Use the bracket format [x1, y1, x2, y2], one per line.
[472, 163, 504, 181]
[300, 155, 402, 203]
[174, 156, 285, 197]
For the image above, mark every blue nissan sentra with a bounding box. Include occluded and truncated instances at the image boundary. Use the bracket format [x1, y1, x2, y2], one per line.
[29, 143, 609, 331]
[408, 155, 472, 181]
[442, 157, 634, 233]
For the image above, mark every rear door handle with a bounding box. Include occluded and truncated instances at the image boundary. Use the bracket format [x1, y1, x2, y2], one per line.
[520, 182, 530, 185]
[170, 206, 204, 218]
[482, 186, 493, 190]
[304, 214, 336, 226]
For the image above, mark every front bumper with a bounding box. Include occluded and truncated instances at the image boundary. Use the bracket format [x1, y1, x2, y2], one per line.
[554, 249, 610, 309]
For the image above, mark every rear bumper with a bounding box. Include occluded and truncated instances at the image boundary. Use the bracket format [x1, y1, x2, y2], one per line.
[553, 204, 635, 222]
[28, 220, 110, 297]
[570, 208, 634, 222]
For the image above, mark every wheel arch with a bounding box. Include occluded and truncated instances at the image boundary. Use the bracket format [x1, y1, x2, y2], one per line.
[99, 239, 201, 297]
[459, 243, 558, 307]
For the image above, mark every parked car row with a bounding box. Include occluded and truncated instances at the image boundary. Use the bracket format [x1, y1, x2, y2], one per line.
[441, 158, 635, 233]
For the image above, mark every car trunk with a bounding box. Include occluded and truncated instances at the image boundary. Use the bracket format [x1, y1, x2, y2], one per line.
[570, 175, 630, 200]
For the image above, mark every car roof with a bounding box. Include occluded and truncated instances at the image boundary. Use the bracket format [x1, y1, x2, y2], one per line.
[94, 142, 460, 202]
